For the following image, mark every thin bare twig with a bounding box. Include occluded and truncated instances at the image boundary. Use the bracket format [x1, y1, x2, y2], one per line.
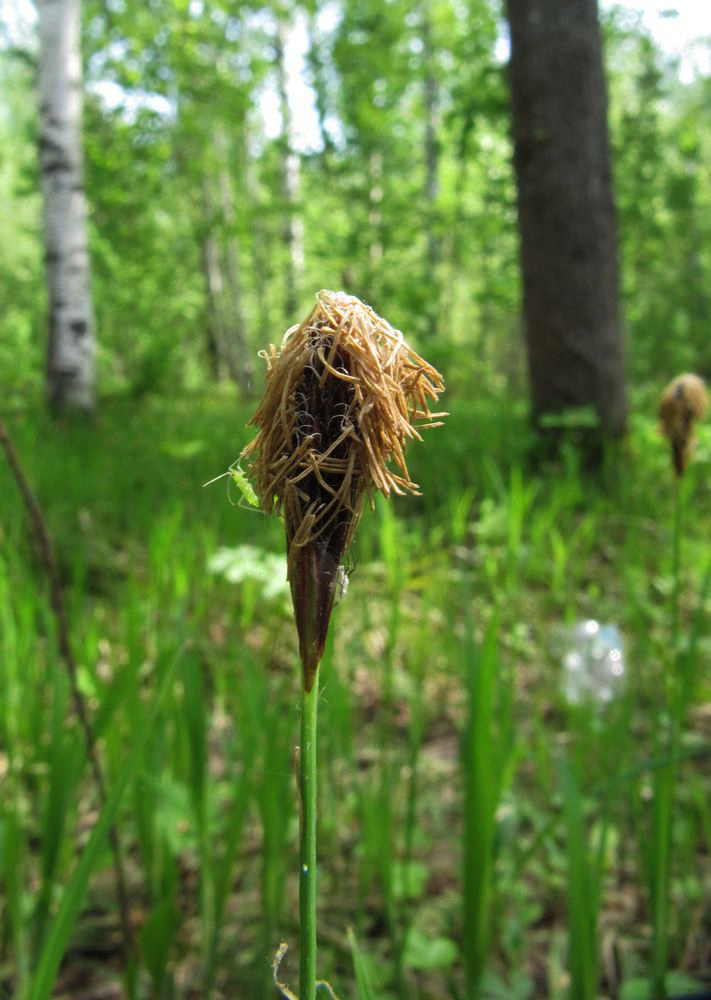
[0, 418, 134, 954]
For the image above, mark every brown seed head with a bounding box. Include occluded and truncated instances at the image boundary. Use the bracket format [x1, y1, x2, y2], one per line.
[242, 289, 446, 688]
[659, 373, 708, 477]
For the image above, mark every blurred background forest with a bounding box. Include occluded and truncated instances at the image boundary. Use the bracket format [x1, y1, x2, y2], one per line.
[3, 1, 711, 999]
[2, 0, 711, 400]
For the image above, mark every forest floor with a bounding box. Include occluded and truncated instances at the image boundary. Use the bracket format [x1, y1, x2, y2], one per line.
[1, 389, 711, 1000]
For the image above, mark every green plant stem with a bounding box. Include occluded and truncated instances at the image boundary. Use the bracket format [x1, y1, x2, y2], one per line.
[671, 476, 683, 660]
[650, 478, 684, 1000]
[300, 669, 320, 1000]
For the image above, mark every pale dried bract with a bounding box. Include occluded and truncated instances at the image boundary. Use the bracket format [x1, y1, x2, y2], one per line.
[242, 289, 446, 687]
[659, 373, 708, 477]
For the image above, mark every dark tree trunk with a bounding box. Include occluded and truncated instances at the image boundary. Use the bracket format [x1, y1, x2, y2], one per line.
[505, 0, 627, 442]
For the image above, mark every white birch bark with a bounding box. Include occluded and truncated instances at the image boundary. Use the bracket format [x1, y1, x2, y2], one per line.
[38, 0, 96, 411]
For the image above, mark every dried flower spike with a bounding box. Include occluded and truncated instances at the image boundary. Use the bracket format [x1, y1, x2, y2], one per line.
[659, 373, 708, 478]
[242, 289, 446, 689]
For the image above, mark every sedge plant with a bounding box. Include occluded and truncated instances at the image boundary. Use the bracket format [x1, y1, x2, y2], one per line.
[649, 373, 708, 999]
[238, 290, 445, 999]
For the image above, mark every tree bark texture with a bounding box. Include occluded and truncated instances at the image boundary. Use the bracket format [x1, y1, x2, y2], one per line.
[200, 163, 252, 392]
[38, 0, 96, 412]
[506, 0, 626, 437]
[201, 223, 229, 383]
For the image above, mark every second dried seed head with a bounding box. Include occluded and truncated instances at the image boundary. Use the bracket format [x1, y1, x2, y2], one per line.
[659, 373, 708, 478]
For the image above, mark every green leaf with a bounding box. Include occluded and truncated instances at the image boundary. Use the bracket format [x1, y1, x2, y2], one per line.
[139, 897, 180, 988]
[28, 652, 179, 1000]
[392, 859, 429, 901]
[348, 928, 377, 1000]
[403, 928, 457, 970]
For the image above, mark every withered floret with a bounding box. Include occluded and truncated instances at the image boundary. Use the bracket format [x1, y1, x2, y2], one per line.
[242, 289, 446, 688]
[659, 373, 708, 478]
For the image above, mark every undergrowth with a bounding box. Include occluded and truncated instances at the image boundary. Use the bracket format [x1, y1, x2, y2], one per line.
[1, 389, 710, 999]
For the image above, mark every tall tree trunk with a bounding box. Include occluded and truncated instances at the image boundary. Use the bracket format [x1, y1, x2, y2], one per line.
[506, 0, 626, 441]
[201, 285, 222, 383]
[201, 179, 231, 383]
[38, 0, 96, 413]
[275, 18, 304, 319]
[201, 229, 228, 383]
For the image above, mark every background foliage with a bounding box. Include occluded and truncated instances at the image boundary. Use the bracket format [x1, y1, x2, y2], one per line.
[2, 2, 711, 998]
[5, 1, 710, 403]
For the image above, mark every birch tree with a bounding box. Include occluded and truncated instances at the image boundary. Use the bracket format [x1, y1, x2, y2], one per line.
[38, 0, 96, 412]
